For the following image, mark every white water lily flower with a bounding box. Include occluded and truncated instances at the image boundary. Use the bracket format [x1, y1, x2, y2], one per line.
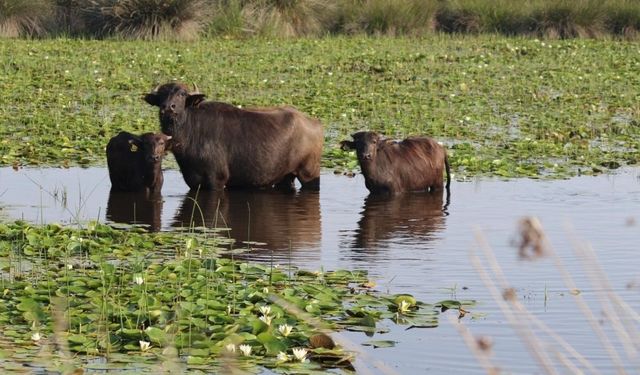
[259, 305, 271, 316]
[278, 324, 293, 337]
[31, 332, 41, 342]
[262, 287, 269, 294]
[259, 314, 272, 326]
[276, 351, 290, 362]
[398, 300, 411, 314]
[139, 340, 151, 352]
[225, 343, 236, 353]
[238, 344, 252, 356]
[292, 348, 307, 362]
[133, 275, 144, 285]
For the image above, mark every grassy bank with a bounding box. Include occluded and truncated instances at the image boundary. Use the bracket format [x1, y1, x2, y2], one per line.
[1, 36, 638, 178]
[3, 0, 640, 39]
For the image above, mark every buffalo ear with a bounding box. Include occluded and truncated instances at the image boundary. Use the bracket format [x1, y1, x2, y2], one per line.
[144, 93, 160, 107]
[186, 94, 206, 108]
[340, 140, 355, 150]
[128, 138, 141, 152]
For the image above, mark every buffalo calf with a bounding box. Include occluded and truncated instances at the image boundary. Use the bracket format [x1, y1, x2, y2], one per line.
[106, 131, 172, 193]
[341, 131, 450, 194]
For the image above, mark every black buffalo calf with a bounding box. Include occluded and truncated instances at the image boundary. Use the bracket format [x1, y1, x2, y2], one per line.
[106, 131, 172, 193]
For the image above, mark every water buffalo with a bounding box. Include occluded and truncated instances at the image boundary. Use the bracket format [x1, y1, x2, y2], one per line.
[341, 131, 450, 194]
[144, 82, 323, 191]
[106, 131, 172, 193]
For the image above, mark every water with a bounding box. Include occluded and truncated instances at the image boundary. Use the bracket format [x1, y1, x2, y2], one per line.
[1, 166, 639, 374]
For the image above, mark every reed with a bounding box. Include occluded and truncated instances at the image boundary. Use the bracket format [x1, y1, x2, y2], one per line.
[455, 218, 639, 373]
[0, 0, 52, 37]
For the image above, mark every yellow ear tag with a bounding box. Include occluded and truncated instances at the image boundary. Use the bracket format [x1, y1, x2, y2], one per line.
[130, 144, 138, 152]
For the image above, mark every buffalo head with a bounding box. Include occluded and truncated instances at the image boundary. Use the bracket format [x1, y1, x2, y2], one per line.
[140, 132, 172, 163]
[340, 131, 384, 162]
[144, 82, 206, 133]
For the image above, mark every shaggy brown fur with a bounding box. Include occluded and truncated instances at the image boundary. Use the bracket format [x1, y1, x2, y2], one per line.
[341, 131, 450, 194]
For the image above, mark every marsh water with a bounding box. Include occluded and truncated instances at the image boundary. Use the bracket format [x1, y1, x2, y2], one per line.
[1, 166, 639, 373]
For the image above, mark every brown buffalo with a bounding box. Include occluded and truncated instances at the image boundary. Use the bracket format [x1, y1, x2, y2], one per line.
[341, 131, 450, 194]
[106, 131, 172, 193]
[144, 82, 323, 191]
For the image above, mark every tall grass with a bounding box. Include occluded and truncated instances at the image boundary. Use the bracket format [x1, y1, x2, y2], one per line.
[241, 0, 335, 37]
[83, 0, 210, 40]
[48, 0, 87, 37]
[206, 0, 244, 37]
[0, 0, 52, 37]
[337, 0, 439, 36]
[4, 0, 640, 40]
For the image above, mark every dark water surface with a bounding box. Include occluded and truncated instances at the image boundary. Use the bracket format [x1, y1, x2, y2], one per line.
[1, 166, 639, 373]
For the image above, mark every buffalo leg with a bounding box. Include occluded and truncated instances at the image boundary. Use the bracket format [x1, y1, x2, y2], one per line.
[204, 172, 228, 191]
[297, 160, 320, 191]
[275, 174, 296, 192]
[183, 172, 205, 191]
[300, 176, 320, 191]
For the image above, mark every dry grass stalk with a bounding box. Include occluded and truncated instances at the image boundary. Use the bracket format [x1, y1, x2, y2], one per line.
[471, 231, 560, 375]
[446, 314, 499, 375]
[539, 225, 628, 373]
[465, 215, 639, 374]
[475, 228, 605, 373]
[565, 224, 640, 360]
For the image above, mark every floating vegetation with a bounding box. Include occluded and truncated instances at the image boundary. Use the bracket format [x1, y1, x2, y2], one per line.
[1, 37, 639, 179]
[0, 221, 474, 372]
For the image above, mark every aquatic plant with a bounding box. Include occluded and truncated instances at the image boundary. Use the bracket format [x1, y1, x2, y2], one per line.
[0, 220, 474, 372]
[1, 37, 638, 179]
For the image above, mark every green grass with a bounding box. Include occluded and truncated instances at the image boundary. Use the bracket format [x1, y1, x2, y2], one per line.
[0, 36, 639, 178]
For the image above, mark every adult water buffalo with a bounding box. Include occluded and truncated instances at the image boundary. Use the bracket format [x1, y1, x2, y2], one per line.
[341, 131, 450, 194]
[144, 82, 323, 191]
[106, 131, 172, 193]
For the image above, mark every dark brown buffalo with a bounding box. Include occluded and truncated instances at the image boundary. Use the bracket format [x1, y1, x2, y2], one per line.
[341, 131, 450, 194]
[106, 131, 172, 193]
[144, 82, 323, 191]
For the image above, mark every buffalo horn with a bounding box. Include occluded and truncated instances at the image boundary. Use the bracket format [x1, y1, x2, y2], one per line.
[192, 82, 199, 94]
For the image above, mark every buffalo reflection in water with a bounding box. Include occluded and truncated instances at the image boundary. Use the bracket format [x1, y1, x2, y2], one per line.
[106, 191, 164, 231]
[171, 190, 321, 253]
[352, 190, 449, 251]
